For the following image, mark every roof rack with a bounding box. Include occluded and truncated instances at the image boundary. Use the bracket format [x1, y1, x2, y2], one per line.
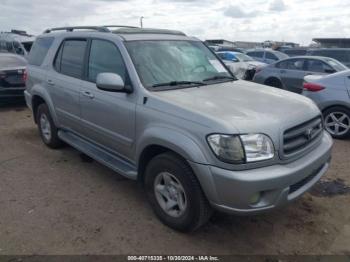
[43, 26, 186, 37]
[103, 25, 139, 29]
[111, 27, 186, 36]
[43, 26, 111, 34]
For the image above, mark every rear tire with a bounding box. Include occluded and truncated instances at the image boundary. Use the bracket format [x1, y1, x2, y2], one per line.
[144, 152, 212, 232]
[323, 106, 350, 139]
[265, 78, 283, 89]
[37, 104, 64, 148]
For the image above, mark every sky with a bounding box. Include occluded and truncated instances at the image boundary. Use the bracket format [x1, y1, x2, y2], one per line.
[1, 0, 350, 45]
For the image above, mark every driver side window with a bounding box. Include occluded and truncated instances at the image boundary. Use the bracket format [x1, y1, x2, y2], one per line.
[88, 39, 127, 83]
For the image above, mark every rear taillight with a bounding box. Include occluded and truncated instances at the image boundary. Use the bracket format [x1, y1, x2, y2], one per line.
[23, 69, 28, 83]
[303, 82, 325, 92]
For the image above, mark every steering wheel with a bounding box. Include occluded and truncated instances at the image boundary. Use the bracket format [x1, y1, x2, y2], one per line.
[191, 65, 207, 73]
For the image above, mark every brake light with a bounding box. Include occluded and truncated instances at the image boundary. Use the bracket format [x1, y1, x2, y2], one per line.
[303, 82, 325, 92]
[23, 69, 28, 82]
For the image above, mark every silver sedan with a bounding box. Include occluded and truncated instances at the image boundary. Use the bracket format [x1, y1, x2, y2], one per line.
[302, 70, 350, 139]
[253, 56, 347, 93]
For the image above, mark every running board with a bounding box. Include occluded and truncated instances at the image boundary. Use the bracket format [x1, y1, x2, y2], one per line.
[58, 130, 137, 180]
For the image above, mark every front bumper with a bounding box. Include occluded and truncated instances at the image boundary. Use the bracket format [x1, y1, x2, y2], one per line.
[189, 131, 333, 215]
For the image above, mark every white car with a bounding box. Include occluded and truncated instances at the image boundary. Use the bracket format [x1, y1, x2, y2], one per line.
[216, 51, 267, 79]
[302, 70, 350, 139]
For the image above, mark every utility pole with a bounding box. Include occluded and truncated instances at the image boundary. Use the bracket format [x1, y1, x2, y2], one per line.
[140, 16, 144, 28]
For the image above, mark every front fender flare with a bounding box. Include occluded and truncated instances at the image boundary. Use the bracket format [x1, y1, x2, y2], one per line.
[136, 126, 209, 165]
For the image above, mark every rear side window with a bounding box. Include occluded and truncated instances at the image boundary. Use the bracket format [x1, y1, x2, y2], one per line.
[28, 37, 54, 66]
[265, 52, 278, 60]
[55, 39, 87, 79]
[88, 39, 126, 83]
[306, 59, 333, 73]
[13, 42, 24, 55]
[277, 59, 304, 70]
[6, 42, 14, 53]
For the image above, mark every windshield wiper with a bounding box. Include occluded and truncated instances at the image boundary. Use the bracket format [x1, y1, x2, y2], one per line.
[202, 75, 236, 82]
[152, 80, 205, 88]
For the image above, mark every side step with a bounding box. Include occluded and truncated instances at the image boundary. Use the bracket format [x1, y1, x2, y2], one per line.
[58, 130, 137, 180]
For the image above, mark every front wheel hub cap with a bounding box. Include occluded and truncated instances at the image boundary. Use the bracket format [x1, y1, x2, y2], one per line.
[154, 172, 187, 218]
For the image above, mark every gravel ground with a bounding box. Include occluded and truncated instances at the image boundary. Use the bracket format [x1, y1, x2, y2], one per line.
[0, 104, 349, 255]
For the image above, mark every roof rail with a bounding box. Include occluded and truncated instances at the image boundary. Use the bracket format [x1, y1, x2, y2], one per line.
[43, 26, 111, 34]
[103, 25, 139, 29]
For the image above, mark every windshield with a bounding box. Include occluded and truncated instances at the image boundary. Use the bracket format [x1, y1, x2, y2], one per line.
[235, 53, 254, 62]
[125, 40, 232, 89]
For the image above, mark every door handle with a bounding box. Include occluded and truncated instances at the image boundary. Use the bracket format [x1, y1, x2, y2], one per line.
[82, 91, 95, 99]
[280, 70, 286, 74]
[47, 79, 55, 86]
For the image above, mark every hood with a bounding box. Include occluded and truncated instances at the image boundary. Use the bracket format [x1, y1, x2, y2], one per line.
[149, 80, 320, 140]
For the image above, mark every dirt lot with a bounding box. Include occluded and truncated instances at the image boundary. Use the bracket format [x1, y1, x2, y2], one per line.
[0, 104, 349, 255]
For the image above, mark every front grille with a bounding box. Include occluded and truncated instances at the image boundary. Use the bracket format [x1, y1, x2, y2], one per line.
[289, 165, 324, 194]
[283, 116, 323, 157]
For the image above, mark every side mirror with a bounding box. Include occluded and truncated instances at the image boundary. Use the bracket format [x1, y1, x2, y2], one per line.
[96, 73, 131, 93]
[231, 58, 239, 62]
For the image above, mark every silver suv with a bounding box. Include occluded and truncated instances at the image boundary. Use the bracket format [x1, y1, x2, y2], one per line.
[25, 26, 333, 232]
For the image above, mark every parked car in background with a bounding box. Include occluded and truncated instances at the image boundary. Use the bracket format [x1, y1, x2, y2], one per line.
[307, 48, 350, 68]
[25, 26, 332, 232]
[216, 51, 266, 79]
[246, 49, 288, 64]
[253, 56, 347, 93]
[303, 70, 350, 139]
[0, 30, 35, 57]
[0, 53, 27, 103]
[282, 48, 308, 57]
[208, 45, 245, 53]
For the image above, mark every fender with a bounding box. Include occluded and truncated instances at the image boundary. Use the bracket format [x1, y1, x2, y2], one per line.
[136, 125, 209, 165]
[31, 84, 60, 127]
[136, 125, 220, 203]
[319, 100, 350, 112]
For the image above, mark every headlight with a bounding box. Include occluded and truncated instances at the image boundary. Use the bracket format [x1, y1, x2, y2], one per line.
[240, 134, 274, 162]
[207, 134, 245, 163]
[207, 134, 274, 164]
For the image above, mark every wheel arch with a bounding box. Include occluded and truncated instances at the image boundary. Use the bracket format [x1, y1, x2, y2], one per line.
[321, 103, 350, 114]
[30, 90, 58, 126]
[264, 76, 282, 86]
[136, 128, 209, 185]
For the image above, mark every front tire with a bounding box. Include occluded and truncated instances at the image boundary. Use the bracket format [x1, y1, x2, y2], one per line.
[37, 104, 64, 148]
[144, 152, 212, 232]
[323, 106, 350, 139]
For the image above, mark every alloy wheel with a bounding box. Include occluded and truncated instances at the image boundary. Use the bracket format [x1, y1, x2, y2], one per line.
[40, 114, 52, 142]
[154, 172, 187, 218]
[324, 112, 350, 136]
